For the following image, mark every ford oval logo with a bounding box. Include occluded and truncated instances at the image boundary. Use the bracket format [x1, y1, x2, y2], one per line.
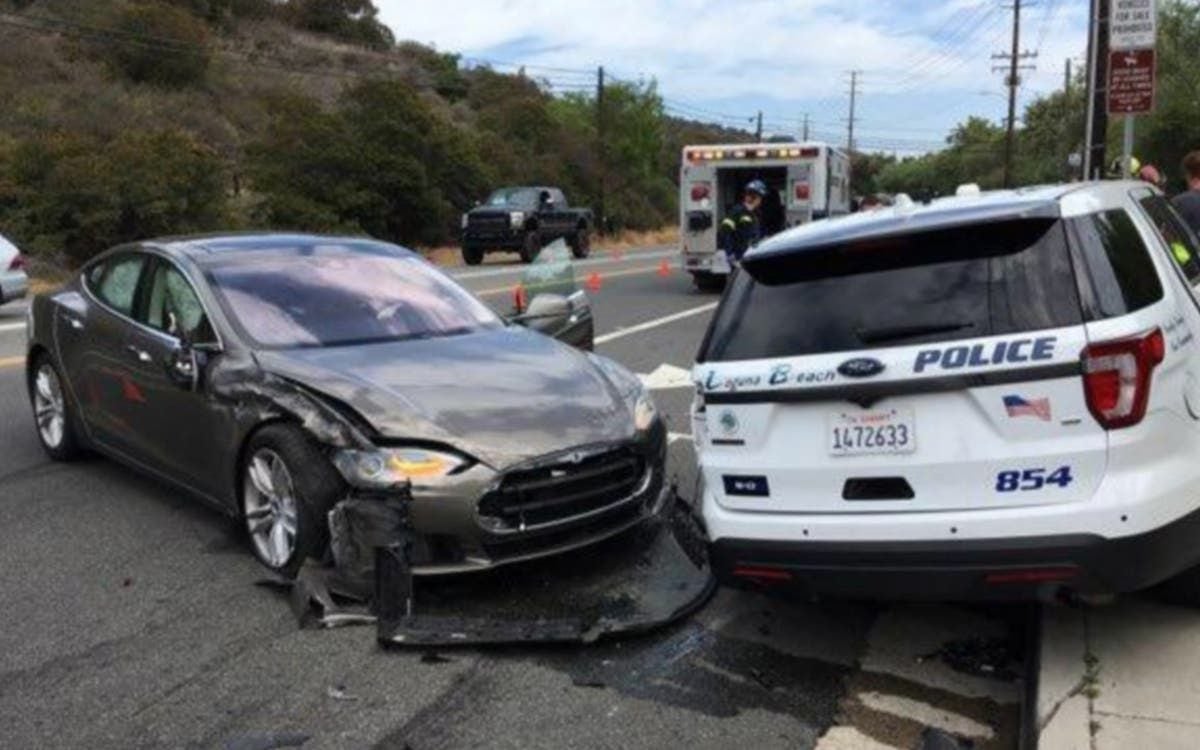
[838, 357, 885, 378]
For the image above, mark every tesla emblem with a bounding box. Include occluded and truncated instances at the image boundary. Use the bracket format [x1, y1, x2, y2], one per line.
[837, 357, 886, 378]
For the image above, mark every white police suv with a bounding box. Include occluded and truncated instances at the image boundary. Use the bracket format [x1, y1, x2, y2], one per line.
[693, 181, 1200, 600]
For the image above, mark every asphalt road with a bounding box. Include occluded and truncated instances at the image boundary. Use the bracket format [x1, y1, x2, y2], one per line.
[0, 247, 1027, 750]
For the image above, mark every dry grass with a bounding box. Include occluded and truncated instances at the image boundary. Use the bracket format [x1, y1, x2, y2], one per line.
[419, 226, 678, 267]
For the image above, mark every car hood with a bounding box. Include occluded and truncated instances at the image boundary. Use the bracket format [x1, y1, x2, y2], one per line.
[254, 327, 637, 469]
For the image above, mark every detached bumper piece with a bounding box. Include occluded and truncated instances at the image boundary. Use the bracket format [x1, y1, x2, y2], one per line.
[375, 496, 715, 647]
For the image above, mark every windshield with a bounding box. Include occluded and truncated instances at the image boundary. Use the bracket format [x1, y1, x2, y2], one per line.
[701, 219, 1083, 362]
[208, 246, 502, 349]
[486, 188, 539, 207]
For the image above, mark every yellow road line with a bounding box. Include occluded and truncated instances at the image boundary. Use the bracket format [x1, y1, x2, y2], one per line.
[0, 355, 25, 370]
[473, 265, 670, 297]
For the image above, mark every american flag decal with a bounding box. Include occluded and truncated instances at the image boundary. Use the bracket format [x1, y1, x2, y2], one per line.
[1002, 395, 1051, 421]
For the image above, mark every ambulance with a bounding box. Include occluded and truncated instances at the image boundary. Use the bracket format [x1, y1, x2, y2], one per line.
[679, 142, 851, 290]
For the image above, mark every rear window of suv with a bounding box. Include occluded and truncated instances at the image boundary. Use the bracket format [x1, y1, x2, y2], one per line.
[700, 219, 1084, 362]
[1065, 209, 1163, 319]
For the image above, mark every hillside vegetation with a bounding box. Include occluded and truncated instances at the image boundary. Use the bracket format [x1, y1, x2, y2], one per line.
[0, 0, 746, 267]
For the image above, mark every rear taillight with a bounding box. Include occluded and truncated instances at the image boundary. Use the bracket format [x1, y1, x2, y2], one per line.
[8, 253, 25, 271]
[513, 284, 528, 314]
[793, 182, 811, 201]
[690, 182, 711, 202]
[1082, 328, 1164, 429]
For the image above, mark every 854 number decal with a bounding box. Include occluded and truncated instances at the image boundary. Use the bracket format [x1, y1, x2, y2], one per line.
[995, 466, 1073, 493]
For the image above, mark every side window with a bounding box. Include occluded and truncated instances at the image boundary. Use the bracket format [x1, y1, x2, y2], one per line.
[1067, 209, 1164, 320]
[144, 260, 214, 343]
[1137, 195, 1200, 284]
[91, 255, 147, 316]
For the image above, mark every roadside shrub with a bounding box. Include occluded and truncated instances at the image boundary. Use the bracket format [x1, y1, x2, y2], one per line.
[0, 129, 229, 266]
[108, 3, 212, 87]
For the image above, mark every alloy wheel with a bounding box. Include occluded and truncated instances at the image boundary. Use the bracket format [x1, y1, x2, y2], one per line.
[33, 364, 65, 449]
[243, 449, 300, 570]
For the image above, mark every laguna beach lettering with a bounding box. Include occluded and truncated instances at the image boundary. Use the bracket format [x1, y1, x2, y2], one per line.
[913, 336, 1057, 373]
[703, 370, 762, 391]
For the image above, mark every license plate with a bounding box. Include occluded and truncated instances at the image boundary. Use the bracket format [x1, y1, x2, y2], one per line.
[828, 408, 916, 456]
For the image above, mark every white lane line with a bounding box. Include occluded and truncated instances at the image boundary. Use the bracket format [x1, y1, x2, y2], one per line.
[667, 432, 693, 444]
[594, 302, 717, 345]
[0, 322, 25, 333]
[856, 692, 995, 740]
[448, 248, 674, 279]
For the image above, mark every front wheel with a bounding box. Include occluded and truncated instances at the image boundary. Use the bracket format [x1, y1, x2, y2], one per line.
[570, 228, 591, 259]
[692, 272, 726, 293]
[240, 424, 345, 578]
[462, 245, 484, 266]
[29, 355, 84, 461]
[519, 231, 542, 264]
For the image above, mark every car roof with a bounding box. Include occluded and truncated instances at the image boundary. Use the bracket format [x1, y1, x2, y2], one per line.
[746, 181, 1145, 267]
[141, 232, 416, 261]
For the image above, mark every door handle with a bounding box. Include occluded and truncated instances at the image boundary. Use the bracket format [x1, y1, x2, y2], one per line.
[125, 345, 153, 364]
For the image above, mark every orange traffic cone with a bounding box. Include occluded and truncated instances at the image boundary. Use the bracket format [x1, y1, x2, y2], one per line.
[586, 272, 602, 292]
[513, 283, 527, 313]
[657, 259, 671, 277]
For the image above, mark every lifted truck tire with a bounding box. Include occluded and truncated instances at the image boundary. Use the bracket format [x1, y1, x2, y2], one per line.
[692, 272, 725, 293]
[570, 228, 591, 259]
[519, 230, 542, 264]
[461, 245, 484, 266]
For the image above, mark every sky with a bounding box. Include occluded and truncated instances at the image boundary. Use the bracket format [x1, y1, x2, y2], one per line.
[375, 0, 1091, 154]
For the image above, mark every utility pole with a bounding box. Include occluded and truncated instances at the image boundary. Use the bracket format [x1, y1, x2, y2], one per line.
[596, 66, 606, 234]
[802, 113, 810, 141]
[1083, 0, 1110, 180]
[992, 0, 1037, 188]
[754, 111, 763, 141]
[846, 70, 860, 154]
[1064, 58, 1072, 94]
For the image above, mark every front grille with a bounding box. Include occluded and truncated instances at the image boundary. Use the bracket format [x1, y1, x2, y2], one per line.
[467, 215, 510, 233]
[478, 448, 647, 530]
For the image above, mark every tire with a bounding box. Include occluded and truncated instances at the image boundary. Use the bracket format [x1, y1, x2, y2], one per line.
[519, 230, 542, 264]
[570, 227, 591, 259]
[240, 423, 345, 578]
[1152, 565, 1200, 607]
[692, 272, 726, 293]
[462, 245, 484, 266]
[29, 354, 84, 461]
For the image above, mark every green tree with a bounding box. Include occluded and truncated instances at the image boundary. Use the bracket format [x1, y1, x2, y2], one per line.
[107, 3, 212, 87]
[248, 80, 488, 245]
[0, 129, 228, 264]
[283, 0, 395, 50]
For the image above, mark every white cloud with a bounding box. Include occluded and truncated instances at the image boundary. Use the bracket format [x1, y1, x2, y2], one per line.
[375, 0, 1090, 146]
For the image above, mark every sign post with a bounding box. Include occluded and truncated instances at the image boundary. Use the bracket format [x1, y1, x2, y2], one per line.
[1108, 0, 1157, 177]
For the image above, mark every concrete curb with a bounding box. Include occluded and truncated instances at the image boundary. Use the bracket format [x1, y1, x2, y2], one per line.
[1036, 605, 1092, 749]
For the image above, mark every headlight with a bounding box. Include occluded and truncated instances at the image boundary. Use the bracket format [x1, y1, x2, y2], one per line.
[333, 447, 466, 489]
[634, 392, 658, 432]
[461, 213, 469, 229]
[509, 211, 525, 228]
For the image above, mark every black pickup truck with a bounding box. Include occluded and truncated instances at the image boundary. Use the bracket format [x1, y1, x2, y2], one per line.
[461, 186, 594, 265]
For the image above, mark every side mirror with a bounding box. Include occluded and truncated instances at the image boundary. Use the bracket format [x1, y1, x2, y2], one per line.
[524, 293, 571, 321]
[509, 292, 594, 350]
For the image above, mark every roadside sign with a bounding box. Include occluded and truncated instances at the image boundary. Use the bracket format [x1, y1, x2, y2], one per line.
[1110, 0, 1157, 50]
[1108, 49, 1156, 114]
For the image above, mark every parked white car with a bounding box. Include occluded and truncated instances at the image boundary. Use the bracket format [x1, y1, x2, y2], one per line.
[0, 233, 29, 306]
[694, 181, 1200, 602]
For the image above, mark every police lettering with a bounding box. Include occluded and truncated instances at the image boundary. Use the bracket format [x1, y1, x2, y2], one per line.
[913, 337, 1057, 373]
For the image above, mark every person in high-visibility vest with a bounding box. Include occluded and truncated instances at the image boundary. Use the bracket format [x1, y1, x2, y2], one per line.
[719, 179, 767, 266]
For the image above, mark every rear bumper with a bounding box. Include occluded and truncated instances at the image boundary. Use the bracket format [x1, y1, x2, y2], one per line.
[682, 252, 731, 276]
[711, 503, 1200, 600]
[0, 270, 28, 304]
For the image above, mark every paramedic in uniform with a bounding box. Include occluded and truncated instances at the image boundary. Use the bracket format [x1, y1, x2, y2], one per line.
[719, 179, 768, 266]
